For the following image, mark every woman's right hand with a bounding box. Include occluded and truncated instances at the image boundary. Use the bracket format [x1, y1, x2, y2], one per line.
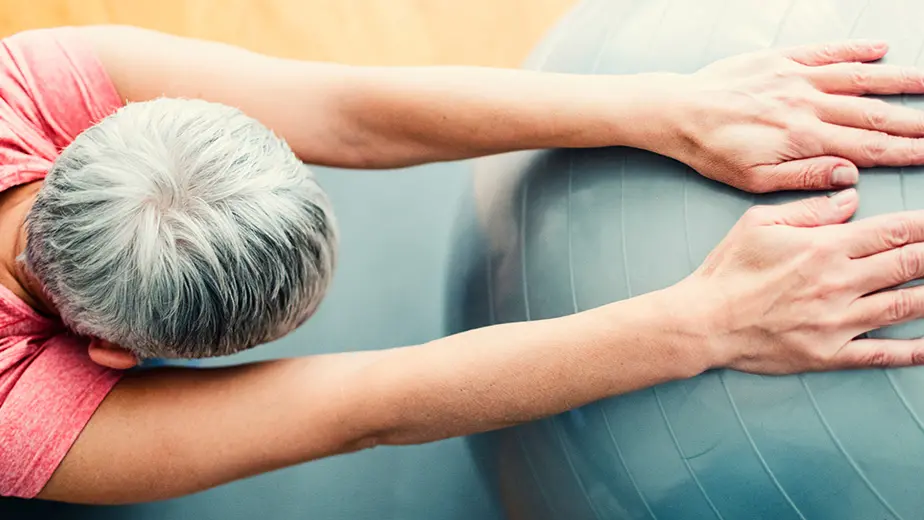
[678, 188, 924, 374]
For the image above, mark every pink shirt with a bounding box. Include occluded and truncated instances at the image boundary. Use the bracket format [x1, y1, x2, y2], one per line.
[0, 28, 125, 499]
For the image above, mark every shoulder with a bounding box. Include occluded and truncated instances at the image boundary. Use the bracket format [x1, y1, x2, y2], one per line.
[0, 325, 122, 498]
[0, 27, 124, 188]
[0, 27, 124, 149]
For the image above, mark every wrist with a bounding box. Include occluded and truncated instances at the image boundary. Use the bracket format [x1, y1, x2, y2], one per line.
[585, 287, 716, 382]
[645, 287, 719, 378]
[659, 278, 735, 372]
[593, 72, 693, 153]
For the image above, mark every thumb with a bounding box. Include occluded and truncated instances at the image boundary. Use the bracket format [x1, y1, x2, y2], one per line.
[753, 188, 858, 227]
[755, 157, 859, 192]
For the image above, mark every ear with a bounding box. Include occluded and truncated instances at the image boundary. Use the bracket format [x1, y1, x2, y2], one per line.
[88, 340, 139, 370]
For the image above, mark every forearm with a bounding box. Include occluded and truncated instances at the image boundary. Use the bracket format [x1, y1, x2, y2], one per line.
[40, 289, 710, 504]
[40, 352, 390, 504]
[330, 67, 685, 168]
[356, 289, 710, 444]
[81, 25, 686, 169]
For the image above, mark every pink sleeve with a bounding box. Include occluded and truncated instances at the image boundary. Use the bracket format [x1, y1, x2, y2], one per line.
[0, 334, 122, 499]
[0, 27, 123, 158]
[0, 28, 125, 498]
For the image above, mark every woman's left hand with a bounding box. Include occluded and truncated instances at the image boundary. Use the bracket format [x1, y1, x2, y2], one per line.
[660, 40, 924, 193]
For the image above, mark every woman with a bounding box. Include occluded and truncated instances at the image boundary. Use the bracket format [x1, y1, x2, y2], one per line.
[2, 26, 924, 504]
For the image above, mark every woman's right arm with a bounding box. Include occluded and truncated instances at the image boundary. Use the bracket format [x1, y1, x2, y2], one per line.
[38, 189, 924, 505]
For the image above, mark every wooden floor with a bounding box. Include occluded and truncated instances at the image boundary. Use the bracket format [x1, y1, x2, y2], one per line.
[0, 0, 576, 67]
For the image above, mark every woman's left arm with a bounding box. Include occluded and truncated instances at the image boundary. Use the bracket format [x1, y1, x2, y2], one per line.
[78, 25, 668, 167]
[81, 26, 924, 191]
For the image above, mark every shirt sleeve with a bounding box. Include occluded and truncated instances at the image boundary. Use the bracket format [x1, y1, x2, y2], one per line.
[0, 27, 125, 499]
[0, 334, 122, 499]
[0, 26, 123, 157]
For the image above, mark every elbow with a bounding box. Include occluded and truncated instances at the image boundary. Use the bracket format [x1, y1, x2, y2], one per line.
[309, 129, 432, 170]
[337, 434, 385, 455]
[296, 127, 401, 170]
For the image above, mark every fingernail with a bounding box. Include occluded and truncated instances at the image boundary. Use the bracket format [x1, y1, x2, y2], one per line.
[831, 165, 858, 186]
[829, 188, 857, 209]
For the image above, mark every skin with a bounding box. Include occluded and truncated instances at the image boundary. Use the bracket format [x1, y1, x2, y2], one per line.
[4, 27, 924, 503]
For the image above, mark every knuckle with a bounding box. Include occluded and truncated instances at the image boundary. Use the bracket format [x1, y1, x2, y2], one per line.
[771, 68, 795, 81]
[884, 217, 914, 248]
[776, 91, 813, 110]
[897, 246, 923, 281]
[885, 288, 918, 323]
[911, 139, 924, 162]
[899, 66, 924, 87]
[850, 67, 873, 89]
[814, 275, 845, 299]
[863, 106, 889, 131]
[907, 109, 924, 135]
[808, 349, 831, 370]
[916, 112, 924, 134]
[815, 320, 841, 342]
[784, 121, 822, 156]
[898, 139, 924, 164]
[911, 347, 924, 366]
[801, 164, 831, 189]
[819, 43, 838, 62]
[797, 168, 817, 190]
[860, 349, 895, 369]
[808, 243, 838, 266]
[814, 342, 845, 369]
[787, 120, 817, 143]
[860, 132, 891, 162]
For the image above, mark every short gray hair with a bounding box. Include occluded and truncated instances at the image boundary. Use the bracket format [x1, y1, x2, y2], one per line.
[24, 97, 338, 359]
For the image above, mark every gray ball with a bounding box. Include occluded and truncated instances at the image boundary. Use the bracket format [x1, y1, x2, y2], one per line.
[448, 0, 924, 518]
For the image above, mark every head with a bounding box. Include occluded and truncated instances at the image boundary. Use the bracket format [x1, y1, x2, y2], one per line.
[22, 98, 338, 368]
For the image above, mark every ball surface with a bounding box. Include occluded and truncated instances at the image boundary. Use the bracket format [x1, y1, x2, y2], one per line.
[447, 1, 924, 519]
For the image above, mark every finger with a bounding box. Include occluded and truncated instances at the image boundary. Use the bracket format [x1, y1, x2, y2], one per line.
[850, 243, 924, 293]
[745, 188, 857, 227]
[817, 123, 924, 167]
[814, 95, 924, 137]
[780, 40, 888, 66]
[847, 284, 924, 330]
[843, 209, 924, 257]
[751, 156, 858, 192]
[826, 337, 924, 370]
[805, 62, 924, 95]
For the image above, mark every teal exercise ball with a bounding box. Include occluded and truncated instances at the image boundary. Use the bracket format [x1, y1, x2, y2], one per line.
[446, 0, 924, 519]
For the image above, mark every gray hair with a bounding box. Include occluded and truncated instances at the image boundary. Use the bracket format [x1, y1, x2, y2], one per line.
[24, 97, 338, 359]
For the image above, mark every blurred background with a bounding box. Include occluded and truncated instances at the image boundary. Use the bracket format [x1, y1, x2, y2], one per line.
[0, 1, 576, 519]
[1, 0, 573, 66]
